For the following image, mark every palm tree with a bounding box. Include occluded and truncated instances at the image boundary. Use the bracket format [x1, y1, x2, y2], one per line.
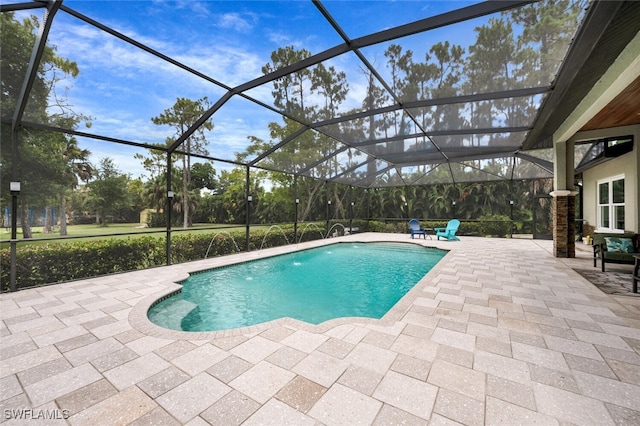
[143, 173, 171, 225]
[59, 138, 93, 235]
[426, 184, 450, 219]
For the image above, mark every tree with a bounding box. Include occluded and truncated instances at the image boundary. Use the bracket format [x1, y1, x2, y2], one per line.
[358, 67, 389, 182]
[140, 165, 184, 226]
[86, 158, 131, 226]
[427, 41, 465, 131]
[311, 63, 348, 121]
[509, 0, 586, 87]
[151, 97, 213, 228]
[1, 12, 86, 238]
[191, 162, 217, 191]
[58, 136, 93, 235]
[214, 168, 264, 224]
[384, 44, 413, 136]
[244, 47, 351, 223]
[262, 46, 314, 117]
[127, 178, 147, 223]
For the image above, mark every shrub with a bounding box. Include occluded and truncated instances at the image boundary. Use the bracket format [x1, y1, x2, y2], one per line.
[461, 221, 482, 236]
[366, 220, 386, 233]
[248, 227, 296, 250]
[297, 223, 327, 242]
[478, 214, 512, 237]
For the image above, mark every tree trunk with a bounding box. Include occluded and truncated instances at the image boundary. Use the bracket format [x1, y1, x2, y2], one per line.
[182, 155, 189, 229]
[59, 194, 68, 236]
[20, 202, 32, 239]
[43, 206, 52, 234]
[333, 186, 345, 220]
[300, 180, 323, 222]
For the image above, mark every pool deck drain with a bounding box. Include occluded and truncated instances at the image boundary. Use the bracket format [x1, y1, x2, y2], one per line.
[1, 234, 639, 425]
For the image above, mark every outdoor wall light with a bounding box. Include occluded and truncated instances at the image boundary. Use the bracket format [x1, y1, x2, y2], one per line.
[167, 190, 174, 198]
[10, 182, 20, 194]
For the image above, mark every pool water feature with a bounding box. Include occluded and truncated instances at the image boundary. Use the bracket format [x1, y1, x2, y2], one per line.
[148, 242, 446, 332]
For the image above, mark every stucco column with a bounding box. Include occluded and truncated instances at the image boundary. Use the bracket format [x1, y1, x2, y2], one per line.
[551, 140, 577, 258]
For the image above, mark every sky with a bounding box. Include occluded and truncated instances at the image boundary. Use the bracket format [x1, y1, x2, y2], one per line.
[14, 0, 491, 180]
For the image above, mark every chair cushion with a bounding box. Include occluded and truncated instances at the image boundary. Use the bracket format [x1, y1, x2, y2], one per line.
[605, 237, 635, 253]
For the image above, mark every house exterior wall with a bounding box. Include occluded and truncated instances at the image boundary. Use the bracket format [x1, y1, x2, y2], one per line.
[578, 124, 639, 234]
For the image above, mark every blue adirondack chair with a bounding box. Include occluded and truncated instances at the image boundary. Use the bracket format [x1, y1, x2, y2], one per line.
[409, 219, 427, 239]
[435, 219, 460, 241]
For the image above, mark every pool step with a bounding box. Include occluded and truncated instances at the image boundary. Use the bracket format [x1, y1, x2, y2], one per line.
[153, 298, 200, 331]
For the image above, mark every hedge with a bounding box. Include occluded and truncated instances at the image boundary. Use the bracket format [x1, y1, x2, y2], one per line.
[0, 226, 333, 291]
[477, 214, 513, 238]
[1, 218, 514, 291]
[1, 237, 166, 291]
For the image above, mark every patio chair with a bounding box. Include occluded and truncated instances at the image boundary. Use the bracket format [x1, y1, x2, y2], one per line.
[435, 219, 460, 241]
[409, 219, 427, 239]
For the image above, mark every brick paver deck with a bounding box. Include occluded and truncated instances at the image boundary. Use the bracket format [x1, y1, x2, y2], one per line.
[1, 234, 639, 425]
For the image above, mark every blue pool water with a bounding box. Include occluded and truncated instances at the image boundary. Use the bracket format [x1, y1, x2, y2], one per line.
[148, 242, 446, 332]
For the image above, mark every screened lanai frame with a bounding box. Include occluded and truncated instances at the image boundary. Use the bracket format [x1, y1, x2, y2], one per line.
[4, 0, 589, 186]
[3, 0, 624, 291]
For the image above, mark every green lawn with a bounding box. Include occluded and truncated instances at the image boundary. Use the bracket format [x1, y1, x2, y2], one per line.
[0, 223, 266, 248]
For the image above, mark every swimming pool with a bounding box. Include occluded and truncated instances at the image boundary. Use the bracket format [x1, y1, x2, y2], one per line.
[148, 242, 446, 332]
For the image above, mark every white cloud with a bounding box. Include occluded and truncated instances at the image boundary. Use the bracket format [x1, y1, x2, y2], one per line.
[214, 12, 256, 33]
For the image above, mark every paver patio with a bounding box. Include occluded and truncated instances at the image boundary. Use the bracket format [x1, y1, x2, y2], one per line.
[1, 234, 639, 425]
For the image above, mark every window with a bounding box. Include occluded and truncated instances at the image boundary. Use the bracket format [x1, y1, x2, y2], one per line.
[597, 176, 625, 231]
